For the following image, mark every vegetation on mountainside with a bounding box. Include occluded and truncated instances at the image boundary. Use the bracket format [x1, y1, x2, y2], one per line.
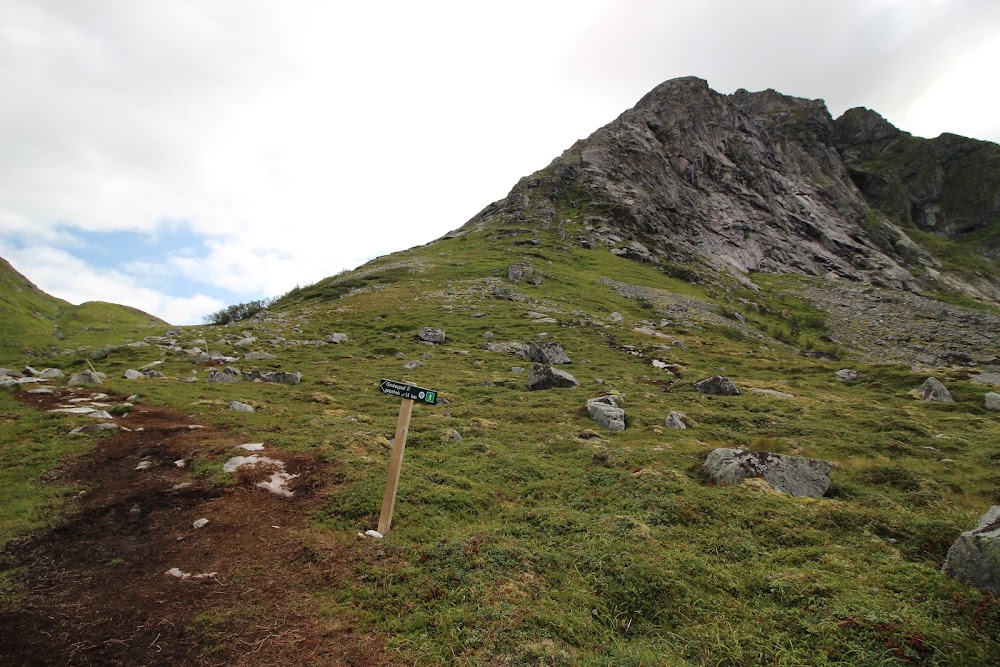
[0, 259, 166, 359]
[3, 218, 998, 665]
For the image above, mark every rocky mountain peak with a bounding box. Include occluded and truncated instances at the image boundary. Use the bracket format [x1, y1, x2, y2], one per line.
[456, 77, 999, 304]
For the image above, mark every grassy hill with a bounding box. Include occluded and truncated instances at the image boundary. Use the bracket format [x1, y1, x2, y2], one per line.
[2, 219, 998, 665]
[0, 257, 167, 363]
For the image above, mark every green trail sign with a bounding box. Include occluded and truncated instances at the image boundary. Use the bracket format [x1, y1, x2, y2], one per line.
[379, 378, 438, 405]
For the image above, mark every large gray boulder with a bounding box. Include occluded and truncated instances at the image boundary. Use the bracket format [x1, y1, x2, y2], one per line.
[68, 370, 103, 386]
[985, 392, 1000, 411]
[703, 448, 832, 497]
[664, 411, 688, 429]
[587, 396, 625, 431]
[507, 262, 534, 283]
[417, 327, 446, 344]
[527, 341, 571, 365]
[693, 375, 740, 396]
[943, 506, 1000, 595]
[527, 364, 579, 391]
[921, 377, 954, 402]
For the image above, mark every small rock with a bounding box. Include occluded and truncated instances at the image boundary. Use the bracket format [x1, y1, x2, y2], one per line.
[510, 366, 525, 374]
[193, 518, 209, 529]
[664, 411, 688, 429]
[985, 392, 1000, 411]
[402, 360, 423, 369]
[921, 377, 954, 403]
[417, 327, 446, 344]
[608, 312, 623, 322]
[943, 506, 1000, 595]
[136, 458, 154, 470]
[68, 370, 103, 386]
[748, 388, 794, 399]
[327, 333, 350, 344]
[587, 396, 626, 431]
[703, 448, 832, 497]
[39, 368, 65, 379]
[528, 364, 579, 391]
[123, 369, 143, 380]
[693, 375, 740, 396]
[238, 443, 266, 451]
[229, 401, 255, 412]
[527, 341, 571, 365]
[208, 367, 242, 383]
[836, 369, 860, 381]
[364, 529, 384, 539]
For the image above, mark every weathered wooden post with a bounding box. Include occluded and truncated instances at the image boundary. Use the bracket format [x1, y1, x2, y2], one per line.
[370, 379, 438, 537]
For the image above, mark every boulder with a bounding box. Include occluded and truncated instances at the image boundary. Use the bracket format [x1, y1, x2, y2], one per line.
[229, 401, 255, 412]
[693, 375, 740, 396]
[0, 376, 16, 388]
[402, 360, 423, 369]
[123, 369, 143, 380]
[943, 506, 1000, 595]
[527, 364, 579, 391]
[507, 262, 534, 283]
[243, 351, 275, 360]
[527, 341, 571, 365]
[835, 369, 859, 381]
[68, 370, 103, 386]
[921, 377, 954, 402]
[143, 370, 166, 378]
[243, 369, 302, 385]
[326, 333, 350, 344]
[664, 411, 688, 429]
[208, 367, 242, 383]
[192, 352, 212, 364]
[703, 448, 832, 497]
[608, 312, 624, 322]
[233, 337, 257, 347]
[587, 395, 625, 431]
[985, 392, 1000, 411]
[417, 327, 446, 344]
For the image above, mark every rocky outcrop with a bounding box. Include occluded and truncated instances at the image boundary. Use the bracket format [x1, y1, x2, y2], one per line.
[693, 375, 740, 396]
[527, 341, 571, 365]
[943, 506, 1000, 595]
[417, 327, 446, 344]
[703, 448, 833, 497]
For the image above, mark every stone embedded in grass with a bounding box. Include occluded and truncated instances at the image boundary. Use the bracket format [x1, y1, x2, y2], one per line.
[693, 375, 740, 396]
[527, 341, 571, 365]
[229, 401, 255, 412]
[664, 411, 688, 429]
[39, 368, 65, 379]
[243, 369, 302, 385]
[836, 369, 859, 381]
[68, 370, 102, 386]
[984, 392, 1000, 411]
[748, 388, 794, 399]
[402, 360, 423, 369]
[587, 395, 625, 431]
[123, 369, 142, 380]
[417, 327, 446, 343]
[527, 364, 579, 390]
[507, 262, 534, 283]
[943, 506, 1000, 596]
[921, 377, 954, 402]
[326, 333, 350, 344]
[703, 448, 832, 497]
[208, 366, 242, 383]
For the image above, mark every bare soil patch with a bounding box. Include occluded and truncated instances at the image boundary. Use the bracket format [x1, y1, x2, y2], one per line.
[1, 388, 401, 666]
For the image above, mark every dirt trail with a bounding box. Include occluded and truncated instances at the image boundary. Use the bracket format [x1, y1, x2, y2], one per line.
[0, 388, 399, 667]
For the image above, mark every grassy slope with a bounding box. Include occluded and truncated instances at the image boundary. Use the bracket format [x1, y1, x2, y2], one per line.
[2, 224, 999, 665]
[0, 257, 168, 365]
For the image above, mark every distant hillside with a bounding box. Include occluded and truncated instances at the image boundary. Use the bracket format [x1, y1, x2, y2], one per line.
[0, 257, 167, 362]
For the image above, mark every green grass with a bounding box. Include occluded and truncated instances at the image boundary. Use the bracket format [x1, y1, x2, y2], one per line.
[2, 222, 999, 664]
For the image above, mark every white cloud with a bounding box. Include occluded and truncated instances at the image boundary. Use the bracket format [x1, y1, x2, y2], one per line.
[2, 0, 999, 325]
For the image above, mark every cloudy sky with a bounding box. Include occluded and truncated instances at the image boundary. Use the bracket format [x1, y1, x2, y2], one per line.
[2, 0, 999, 324]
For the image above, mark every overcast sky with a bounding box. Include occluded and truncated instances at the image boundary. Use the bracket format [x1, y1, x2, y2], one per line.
[2, 0, 999, 325]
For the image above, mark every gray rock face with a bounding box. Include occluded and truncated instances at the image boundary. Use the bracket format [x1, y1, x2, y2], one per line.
[229, 401, 255, 412]
[208, 367, 242, 383]
[417, 327, 446, 344]
[527, 364, 579, 391]
[664, 411, 688, 429]
[587, 396, 625, 431]
[703, 448, 833, 497]
[943, 506, 1000, 595]
[921, 377, 954, 402]
[507, 262, 534, 283]
[68, 370, 103, 386]
[985, 392, 1000, 411]
[527, 341, 571, 365]
[693, 375, 740, 396]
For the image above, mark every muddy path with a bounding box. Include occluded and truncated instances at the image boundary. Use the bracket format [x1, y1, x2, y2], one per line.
[0, 388, 401, 666]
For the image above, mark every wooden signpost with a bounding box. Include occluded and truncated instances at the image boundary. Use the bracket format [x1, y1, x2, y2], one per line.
[374, 379, 438, 536]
